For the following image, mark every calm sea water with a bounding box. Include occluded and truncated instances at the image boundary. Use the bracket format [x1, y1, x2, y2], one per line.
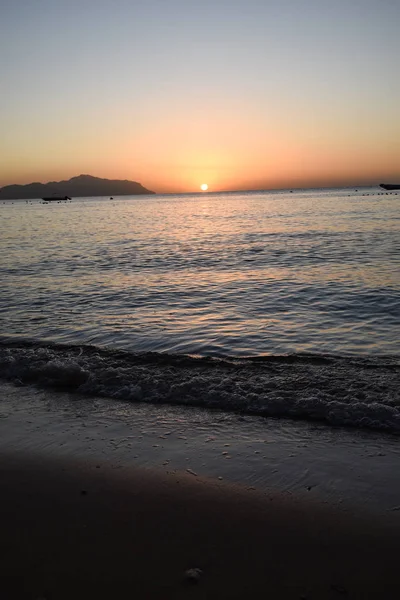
[0, 187, 399, 357]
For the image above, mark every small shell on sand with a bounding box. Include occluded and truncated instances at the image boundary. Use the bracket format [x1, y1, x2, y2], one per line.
[185, 568, 203, 582]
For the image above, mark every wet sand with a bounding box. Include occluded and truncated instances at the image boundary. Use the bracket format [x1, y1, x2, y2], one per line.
[2, 382, 400, 511]
[1, 450, 400, 599]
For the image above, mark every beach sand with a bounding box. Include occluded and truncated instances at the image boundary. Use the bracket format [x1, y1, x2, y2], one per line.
[1, 450, 400, 600]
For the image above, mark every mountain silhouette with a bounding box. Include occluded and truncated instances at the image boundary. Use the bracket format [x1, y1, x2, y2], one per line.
[0, 175, 155, 199]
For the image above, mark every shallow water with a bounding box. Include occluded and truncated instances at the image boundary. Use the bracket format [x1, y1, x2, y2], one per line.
[1, 187, 399, 356]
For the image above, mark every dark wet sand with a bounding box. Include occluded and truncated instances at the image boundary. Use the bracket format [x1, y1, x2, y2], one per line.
[1, 451, 399, 599]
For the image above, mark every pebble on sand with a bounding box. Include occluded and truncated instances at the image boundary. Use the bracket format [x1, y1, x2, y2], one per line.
[184, 568, 203, 583]
[330, 583, 347, 594]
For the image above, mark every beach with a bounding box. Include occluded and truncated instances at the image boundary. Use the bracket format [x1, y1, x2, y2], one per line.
[2, 449, 400, 600]
[1, 382, 400, 599]
[2, 0, 400, 593]
[0, 189, 399, 598]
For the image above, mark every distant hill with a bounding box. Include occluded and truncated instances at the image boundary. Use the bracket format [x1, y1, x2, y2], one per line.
[0, 174, 155, 199]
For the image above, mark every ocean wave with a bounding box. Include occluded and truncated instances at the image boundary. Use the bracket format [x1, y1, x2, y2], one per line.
[0, 340, 399, 434]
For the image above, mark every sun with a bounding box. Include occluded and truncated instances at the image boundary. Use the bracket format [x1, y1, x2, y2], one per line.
[200, 183, 208, 191]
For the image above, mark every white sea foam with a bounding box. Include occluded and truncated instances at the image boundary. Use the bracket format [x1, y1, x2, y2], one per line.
[1, 341, 399, 433]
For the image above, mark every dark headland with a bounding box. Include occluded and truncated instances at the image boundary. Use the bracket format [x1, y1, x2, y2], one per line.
[0, 174, 155, 200]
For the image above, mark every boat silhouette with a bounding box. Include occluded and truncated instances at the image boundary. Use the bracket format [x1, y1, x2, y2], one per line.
[42, 195, 71, 201]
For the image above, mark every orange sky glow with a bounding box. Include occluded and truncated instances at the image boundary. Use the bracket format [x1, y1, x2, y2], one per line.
[2, 116, 398, 193]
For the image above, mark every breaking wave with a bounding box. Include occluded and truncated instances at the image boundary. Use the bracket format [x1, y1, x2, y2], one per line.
[0, 340, 399, 434]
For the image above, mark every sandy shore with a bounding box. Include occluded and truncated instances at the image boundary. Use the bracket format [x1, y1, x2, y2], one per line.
[2, 382, 400, 511]
[1, 451, 399, 599]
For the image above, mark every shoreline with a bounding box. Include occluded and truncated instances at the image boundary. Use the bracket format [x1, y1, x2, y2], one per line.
[1, 341, 399, 434]
[1, 381, 400, 512]
[1, 450, 400, 599]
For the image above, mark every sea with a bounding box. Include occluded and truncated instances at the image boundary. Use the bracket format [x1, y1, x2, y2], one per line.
[0, 186, 399, 506]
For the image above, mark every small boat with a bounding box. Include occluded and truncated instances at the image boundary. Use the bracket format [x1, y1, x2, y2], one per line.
[42, 195, 71, 201]
[379, 184, 400, 190]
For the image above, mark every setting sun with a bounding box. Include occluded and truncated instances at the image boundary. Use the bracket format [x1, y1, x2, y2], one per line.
[200, 183, 208, 191]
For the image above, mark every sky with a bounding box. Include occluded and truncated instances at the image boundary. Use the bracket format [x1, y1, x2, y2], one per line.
[1, 0, 399, 193]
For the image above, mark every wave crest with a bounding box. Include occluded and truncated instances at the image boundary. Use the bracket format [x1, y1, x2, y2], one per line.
[0, 340, 399, 434]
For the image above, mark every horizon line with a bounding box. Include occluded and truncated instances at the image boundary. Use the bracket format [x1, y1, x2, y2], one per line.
[0, 173, 397, 196]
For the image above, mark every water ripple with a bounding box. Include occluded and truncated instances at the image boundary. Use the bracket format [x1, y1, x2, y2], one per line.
[0, 188, 399, 356]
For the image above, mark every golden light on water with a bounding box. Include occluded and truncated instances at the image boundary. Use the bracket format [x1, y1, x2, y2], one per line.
[200, 183, 208, 191]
